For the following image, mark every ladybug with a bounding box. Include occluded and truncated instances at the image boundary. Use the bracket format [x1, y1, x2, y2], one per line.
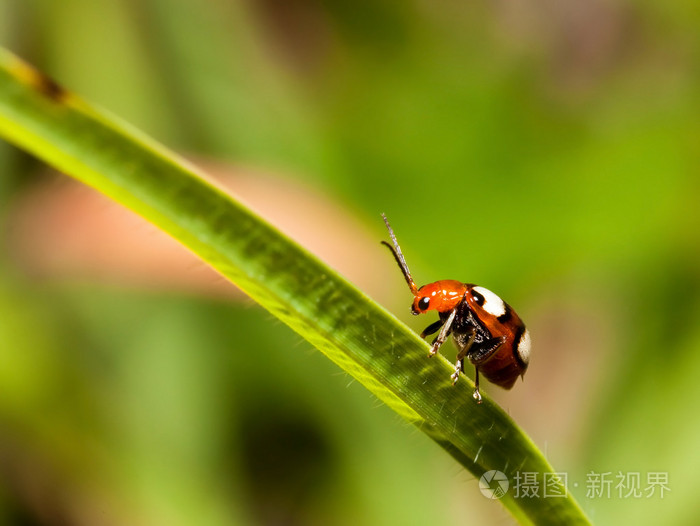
[381, 214, 530, 402]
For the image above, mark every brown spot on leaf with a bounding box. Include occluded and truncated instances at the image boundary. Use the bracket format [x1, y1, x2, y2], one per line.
[31, 70, 67, 102]
[10, 56, 69, 103]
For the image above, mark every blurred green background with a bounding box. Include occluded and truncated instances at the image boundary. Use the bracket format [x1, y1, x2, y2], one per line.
[1, 0, 699, 525]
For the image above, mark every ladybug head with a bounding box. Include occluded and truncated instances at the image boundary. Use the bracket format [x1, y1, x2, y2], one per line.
[411, 280, 466, 315]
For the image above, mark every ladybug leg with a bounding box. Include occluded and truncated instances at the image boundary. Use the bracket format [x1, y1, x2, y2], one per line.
[456, 336, 505, 402]
[472, 368, 482, 403]
[428, 308, 457, 357]
[451, 328, 475, 384]
[458, 361, 484, 402]
[420, 319, 444, 339]
[467, 337, 506, 402]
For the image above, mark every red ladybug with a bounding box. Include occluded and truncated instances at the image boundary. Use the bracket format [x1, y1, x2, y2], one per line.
[381, 214, 530, 402]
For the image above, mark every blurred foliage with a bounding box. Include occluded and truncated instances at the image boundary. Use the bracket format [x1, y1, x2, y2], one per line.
[1, 0, 699, 525]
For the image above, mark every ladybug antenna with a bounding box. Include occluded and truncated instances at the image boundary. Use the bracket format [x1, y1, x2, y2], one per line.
[381, 214, 418, 295]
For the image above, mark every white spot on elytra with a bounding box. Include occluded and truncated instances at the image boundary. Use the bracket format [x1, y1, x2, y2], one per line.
[472, 286, 506, 317]
[517, 328, 531, 365]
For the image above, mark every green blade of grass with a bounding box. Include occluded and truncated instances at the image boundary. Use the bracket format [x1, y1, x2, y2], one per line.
[0, 48, 590, 525]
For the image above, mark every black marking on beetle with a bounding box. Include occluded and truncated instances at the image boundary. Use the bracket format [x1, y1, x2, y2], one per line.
[497, 303, 512, 323]
[471, 289, 485, 306]
[512, 324, 528, 369]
